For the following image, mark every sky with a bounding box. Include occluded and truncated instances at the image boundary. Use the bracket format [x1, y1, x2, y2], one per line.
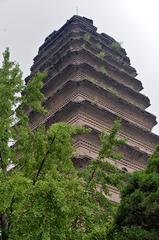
[0, 0, 159, 134]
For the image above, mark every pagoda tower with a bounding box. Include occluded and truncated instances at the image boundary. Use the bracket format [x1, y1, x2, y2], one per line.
[26, 15, 159, 179]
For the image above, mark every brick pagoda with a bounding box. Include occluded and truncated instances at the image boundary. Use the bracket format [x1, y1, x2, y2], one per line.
[26, 15, 159, 185]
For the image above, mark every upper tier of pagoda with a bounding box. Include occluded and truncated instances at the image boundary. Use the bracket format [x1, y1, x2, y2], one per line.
[30, 15, 138, 79]
[27, 15, 157, 124]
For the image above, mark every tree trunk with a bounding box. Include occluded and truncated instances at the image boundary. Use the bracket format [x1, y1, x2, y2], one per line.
[0, 214, 8, 240]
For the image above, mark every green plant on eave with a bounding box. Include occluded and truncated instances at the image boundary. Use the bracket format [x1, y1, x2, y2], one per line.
[108, 87, 118, 96]
[84, 32, 91, 42]
[99, 65, 108, 75]
[99, 82, 118, 96]
[87, 76, 118, 96]
[96, 42, 102, 50]
[92, 96, 98, 105]
[81, 43, 86, 49]
[100, 82, 107, 90]
[97, 51, 105, 60]
[87, 77, 97, 84]
[111, 41, 121, 51]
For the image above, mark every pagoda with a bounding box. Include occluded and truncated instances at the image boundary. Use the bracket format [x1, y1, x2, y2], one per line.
[26, 15, 159, 190]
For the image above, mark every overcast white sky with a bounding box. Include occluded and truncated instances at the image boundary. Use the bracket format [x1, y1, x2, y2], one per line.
[0, 0, 159, 134]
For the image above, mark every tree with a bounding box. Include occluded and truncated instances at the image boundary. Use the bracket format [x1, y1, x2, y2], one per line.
[0, 49, 126, 239]
[109, 145, 159, 240]
[0, 48, 47, 239]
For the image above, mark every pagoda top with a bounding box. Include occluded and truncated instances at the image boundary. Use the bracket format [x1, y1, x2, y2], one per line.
[38, 15, 125, 57]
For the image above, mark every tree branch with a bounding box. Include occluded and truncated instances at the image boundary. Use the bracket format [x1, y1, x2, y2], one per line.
[7, 195, 15, 238]
[87, 168, 96, 187]
[33, 135, 56, 185]
[87, 156, 102, 187]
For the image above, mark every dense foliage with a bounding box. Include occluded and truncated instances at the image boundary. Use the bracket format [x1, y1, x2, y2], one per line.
[0, 49, 127, 239]
[1, 49, 158, 240]
[109, 145, 159, 240]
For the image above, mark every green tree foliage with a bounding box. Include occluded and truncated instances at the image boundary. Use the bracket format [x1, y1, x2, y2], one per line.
[79, 120, 128, 239]
[0, 49, 126, 239]
[0, 48, 46, 174]
[109, 145, 159, 240]
[0, 48, 47, 239]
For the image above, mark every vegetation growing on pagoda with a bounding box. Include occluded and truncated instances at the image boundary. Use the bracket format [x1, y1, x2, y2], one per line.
[84, 32, 91, 42]
[96, 42, 102, 50]
[97, 51, 105, 60]
[99, 65, 107, 75]
[110, 41, 121, 51]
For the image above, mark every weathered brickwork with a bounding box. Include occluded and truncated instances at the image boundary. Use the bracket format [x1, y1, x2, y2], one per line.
[26, 15, 159, 201]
